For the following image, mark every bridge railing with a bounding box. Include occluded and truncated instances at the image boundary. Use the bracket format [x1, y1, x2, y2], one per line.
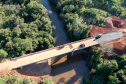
[12, 37, 94, 60]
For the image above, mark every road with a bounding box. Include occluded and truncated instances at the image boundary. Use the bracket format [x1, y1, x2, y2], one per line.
[0, 29, 126, 73]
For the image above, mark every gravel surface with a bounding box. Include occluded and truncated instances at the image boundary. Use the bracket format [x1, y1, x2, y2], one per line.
[97, 31, 122, 43]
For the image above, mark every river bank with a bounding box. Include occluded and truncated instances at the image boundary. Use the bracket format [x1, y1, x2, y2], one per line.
[40, 0, 89, 84]
[0, 0, 89, 83]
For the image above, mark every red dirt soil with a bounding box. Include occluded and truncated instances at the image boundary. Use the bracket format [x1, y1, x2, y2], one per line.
[1, 15, 126, 82]
[0, 60, 51, 83]
[89, 16, 126, 56]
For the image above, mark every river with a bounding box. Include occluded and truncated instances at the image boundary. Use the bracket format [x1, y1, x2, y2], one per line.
[40, 0, 89, 84]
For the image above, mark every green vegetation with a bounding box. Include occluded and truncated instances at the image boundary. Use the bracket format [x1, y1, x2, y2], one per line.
[50, 0, 126, 40]
[0, 75, 37, 84]
[83, 46, 126, 84]
[0, 75, 54, 84]
[0, 0, 55, 61]
[43, 78, 54, 84]
[64, 13, 92, 41]
[48, 1, 126, 82]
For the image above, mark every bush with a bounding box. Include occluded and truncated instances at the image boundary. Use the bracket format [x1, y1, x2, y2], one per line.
[83, 76, 91, 84]
[64, 13, 92, 41]
[0, 78, 3, 84]
[1, 75, 38, 84]
[43, 78, 54, 84]
[107, 74, 121, 84]
[23, 78, 31, 84]
[0, 49, 8, 61]
[0, 0, 55, 59]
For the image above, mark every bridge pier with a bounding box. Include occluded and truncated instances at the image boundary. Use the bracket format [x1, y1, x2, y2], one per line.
[67, 52, 73, 60]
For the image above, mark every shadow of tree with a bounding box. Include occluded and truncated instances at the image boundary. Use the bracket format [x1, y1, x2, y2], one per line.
[57, 78, 65, 84]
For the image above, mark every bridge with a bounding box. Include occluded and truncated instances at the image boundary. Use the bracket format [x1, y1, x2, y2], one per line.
[0, 29, 126, 73]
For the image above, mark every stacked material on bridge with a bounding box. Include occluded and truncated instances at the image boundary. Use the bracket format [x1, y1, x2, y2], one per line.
[0, 29, 125, 73]
[0, 37, 99, 72]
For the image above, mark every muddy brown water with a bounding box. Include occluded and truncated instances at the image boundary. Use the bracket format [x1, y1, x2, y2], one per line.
[40, 0, 89, 84]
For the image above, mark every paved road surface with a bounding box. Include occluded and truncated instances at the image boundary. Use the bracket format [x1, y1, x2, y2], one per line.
[97, 31, 122, 43]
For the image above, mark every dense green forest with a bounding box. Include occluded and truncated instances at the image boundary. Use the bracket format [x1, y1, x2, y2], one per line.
[50, 0, 126, 40]
[50, 0, 126, 84]
[0, 0, 55, 61]
[83, 46, 126, 84]
[0, 75, 54, 84]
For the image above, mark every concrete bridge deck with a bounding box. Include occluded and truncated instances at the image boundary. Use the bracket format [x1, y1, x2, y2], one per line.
[0, 29, 126, 72]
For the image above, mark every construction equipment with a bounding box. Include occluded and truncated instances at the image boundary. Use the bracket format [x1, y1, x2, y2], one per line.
[80, 43, 85, 48]
[95, 34, 102, 39]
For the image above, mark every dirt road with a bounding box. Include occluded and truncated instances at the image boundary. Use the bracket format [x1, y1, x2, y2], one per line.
[0, 29, 126, 73]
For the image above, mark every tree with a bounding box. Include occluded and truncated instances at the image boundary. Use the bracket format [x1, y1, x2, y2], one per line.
[83, 76, 91, 84]
[65, 13, 92, 40]
[43, 78, 54, 84]
[0, 49, 8, 61]
[91, 75, 106, 84]
[1, 75, 38, 84]
[91, 47, 104, 68]
[23, 78, 31, 84]
[0, 0, 55, 59]
[107, 74, 121, 84]
[96, 60, 118, 78]
[5, 38, 33, 57]
[4, 75, 22, 84]
[0, 4, 5, 21]
[0, 78, 3, 84]
[12, 27, 22, 37]
[121, 75, 126, 84]
[62, 5, 75, 13]
[20, 1, 45, 22]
